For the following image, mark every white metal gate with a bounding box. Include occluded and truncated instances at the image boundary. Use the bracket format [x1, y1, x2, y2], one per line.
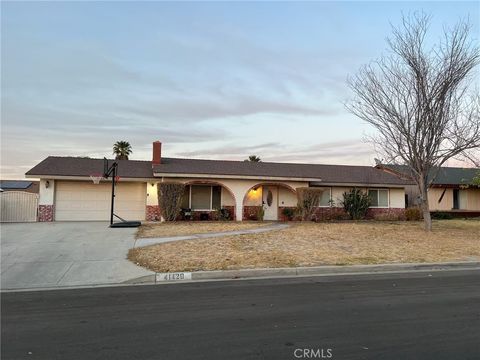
[0, 191, 38, 222]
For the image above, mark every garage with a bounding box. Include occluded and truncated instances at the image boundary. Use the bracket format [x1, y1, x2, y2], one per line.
[55, 181, 146, 221]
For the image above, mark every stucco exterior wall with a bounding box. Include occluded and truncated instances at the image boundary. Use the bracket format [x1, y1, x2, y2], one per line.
[278, 186, 297, 207]
[39, 179, 55, 205]
[389, 188, 405, 208]
[465, 189, 480, 210]
[244, 187, 262, 206]
[221, 187, 236, 206]
[427, 187, 480, 211]
[404, 184, 420, 207]
[331, 187, 353, 206]
[146, 182, 158, 206]
[428, 188, 453, 211]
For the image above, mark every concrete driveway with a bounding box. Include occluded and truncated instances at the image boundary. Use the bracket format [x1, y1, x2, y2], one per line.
[1, 222, 153, 290]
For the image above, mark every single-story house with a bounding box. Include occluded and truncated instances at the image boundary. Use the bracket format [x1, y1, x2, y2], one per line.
[376, 164, 480, 216]
[26, 141, 413, 222]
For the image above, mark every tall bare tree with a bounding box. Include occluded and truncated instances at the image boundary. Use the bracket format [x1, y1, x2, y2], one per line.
[346, 13, 480, 231]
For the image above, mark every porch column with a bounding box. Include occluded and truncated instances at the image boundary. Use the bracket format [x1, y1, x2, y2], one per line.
[235, 198, 244, 221]
[145, 182, 161, 221]
[38, 179, 55, 222]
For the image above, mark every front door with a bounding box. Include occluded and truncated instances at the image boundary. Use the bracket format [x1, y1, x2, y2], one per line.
[262, 186, 278, 221]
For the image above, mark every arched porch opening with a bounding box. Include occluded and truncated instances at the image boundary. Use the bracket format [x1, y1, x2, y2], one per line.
[242, 182, 297, 221]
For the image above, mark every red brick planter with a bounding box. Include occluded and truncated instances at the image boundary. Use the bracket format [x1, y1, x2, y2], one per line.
[243, 206, 263, 220]
[278, 207, 407, 221]
[146, 205, 161, 221]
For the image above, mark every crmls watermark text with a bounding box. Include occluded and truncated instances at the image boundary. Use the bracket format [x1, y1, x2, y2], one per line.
[294, 348, 333, 359]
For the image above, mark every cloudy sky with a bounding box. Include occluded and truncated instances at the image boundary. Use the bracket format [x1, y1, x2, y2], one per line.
[2, 1, 479, 179]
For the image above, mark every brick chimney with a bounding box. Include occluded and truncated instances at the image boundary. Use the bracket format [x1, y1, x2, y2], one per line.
[152, 141, 162, 165]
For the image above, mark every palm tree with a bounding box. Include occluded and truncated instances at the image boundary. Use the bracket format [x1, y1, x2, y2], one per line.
[113, 141, 132, 160]
[244, 155, 261, 162]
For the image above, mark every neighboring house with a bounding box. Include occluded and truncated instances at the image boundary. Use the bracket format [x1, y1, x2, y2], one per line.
[376, 164, 480, 215]
[0, 180, 39, 193]
[26, 141, 413, 222]
[0, 180, 39, 222]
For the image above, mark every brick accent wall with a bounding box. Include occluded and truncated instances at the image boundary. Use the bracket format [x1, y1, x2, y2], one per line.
[313, 207, 349, 221]
[223, 206, 235, 220]
[278, 206, 296, 221]
[187, 206, 235, 221]
[366, 208, 406, 220]
[279, 206, 406, 221]
[243, 206, 263, 220]
[38, 205, 54, 222]
[146, 205, 161, 221]
[153, 205, 235, 221]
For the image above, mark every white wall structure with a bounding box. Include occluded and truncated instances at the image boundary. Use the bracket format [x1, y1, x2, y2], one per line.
[0, 191, 39, 222]
[39, 179, 55, 206]
[146, 182, 158, 206]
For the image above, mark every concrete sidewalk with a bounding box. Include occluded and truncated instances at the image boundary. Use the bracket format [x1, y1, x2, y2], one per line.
[134, 223, 290, 248]
[1, 222, 153, 290]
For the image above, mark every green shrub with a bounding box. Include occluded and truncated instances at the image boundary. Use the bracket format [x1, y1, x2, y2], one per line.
[405, 207, 423, 221]
[341, 188, 371, 220]
[296, 187, 324, 221]
[256, 207, 265, 221]
[431, 211, 453, 220]
[218, 208, 231, 221]
[281, 207, 296, 221]
[158, 182, 186, 221]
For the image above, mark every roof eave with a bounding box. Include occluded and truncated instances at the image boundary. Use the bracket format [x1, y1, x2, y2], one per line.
[153, 172, 321, 182]
[310, 181, 409, 188]
[25, 174, 156, 182]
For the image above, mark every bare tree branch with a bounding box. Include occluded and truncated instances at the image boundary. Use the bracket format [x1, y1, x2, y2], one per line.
[345, 12, 480, 231]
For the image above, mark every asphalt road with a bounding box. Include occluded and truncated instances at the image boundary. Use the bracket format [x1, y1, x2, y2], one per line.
[2, 270, 479, 360]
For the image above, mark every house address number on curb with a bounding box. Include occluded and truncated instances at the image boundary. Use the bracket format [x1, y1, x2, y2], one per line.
[156, 272, 193, 282]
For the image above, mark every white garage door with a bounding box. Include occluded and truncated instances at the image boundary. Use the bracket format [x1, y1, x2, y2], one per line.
[55, 181, 146, 221]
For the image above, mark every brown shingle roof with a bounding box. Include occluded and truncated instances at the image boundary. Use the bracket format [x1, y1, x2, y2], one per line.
[153, 158, 412, 185]
[26, 156, 413, 185]
[26, 157, 155, 179]
[377, 164, 480, 186]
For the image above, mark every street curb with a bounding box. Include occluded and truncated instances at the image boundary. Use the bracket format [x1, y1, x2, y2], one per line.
[3, 261, 478, 292]
[127, 261, 480, 284]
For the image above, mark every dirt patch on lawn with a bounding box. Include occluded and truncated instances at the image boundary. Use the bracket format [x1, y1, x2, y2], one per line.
[136, 221, 269, 238]
[129, 220, 480, 272]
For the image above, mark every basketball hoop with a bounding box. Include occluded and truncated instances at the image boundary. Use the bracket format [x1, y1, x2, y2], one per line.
[115, 175, 121, 183]
[90, 173, 103, 184]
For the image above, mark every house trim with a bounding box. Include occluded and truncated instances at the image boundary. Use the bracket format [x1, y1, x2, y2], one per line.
[154, 172, 322, 182]
[26, 175, 156, 182]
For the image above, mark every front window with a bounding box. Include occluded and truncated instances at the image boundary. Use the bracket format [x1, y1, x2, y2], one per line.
[316, 187, 332, 206]
[191, 185, 211, 210]
[368, 189, 389, 207]
[183, 185, 222, 210]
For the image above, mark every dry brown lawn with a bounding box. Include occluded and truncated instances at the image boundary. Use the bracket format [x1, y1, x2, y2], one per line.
[129, 220, 480, 272]
[136, 221, 268, 238]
